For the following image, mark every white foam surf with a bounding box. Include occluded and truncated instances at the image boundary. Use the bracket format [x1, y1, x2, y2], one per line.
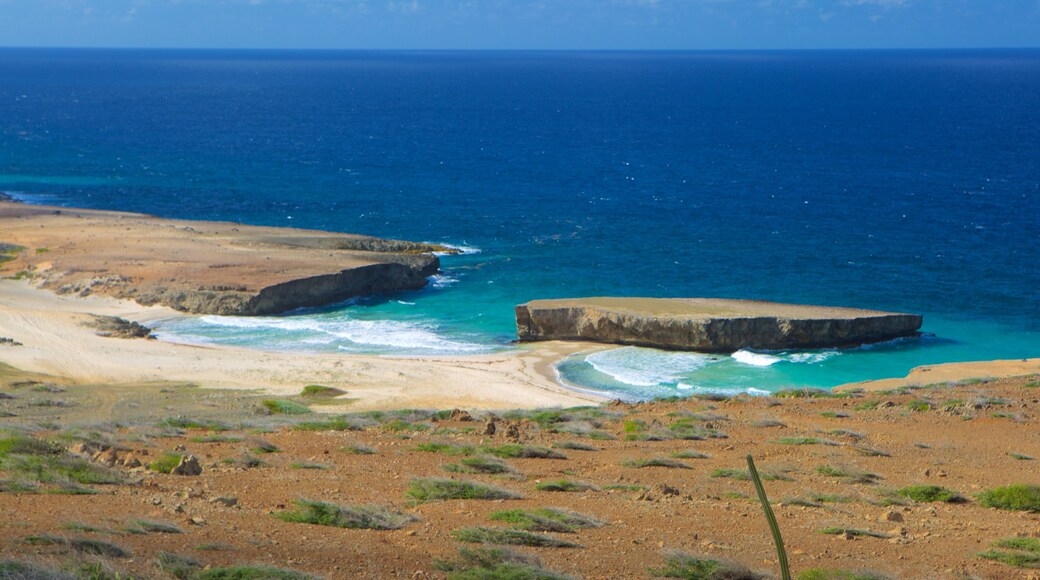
[731, 350, 782, 367]
[168, 313, 489, 354]
[585, 347, 715, 387]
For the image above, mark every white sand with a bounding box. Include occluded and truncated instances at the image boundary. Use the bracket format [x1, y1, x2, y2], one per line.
[0, 280, 607, 411]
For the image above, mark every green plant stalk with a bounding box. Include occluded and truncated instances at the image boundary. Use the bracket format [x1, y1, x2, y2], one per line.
[747, 454, 791, 580]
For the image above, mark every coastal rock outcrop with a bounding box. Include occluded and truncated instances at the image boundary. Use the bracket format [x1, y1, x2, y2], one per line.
[0, 201, 452, 316]
[515, 297, 922, 352]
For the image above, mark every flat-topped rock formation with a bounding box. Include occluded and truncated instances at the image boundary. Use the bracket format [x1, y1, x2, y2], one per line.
[516, 297, 923, 352]
[0, 201, 453, 315]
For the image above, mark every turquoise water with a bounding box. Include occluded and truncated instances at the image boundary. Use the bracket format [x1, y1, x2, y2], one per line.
[1, 49, 1038, 398]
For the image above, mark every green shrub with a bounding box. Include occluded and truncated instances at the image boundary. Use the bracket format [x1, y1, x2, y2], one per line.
[649, 551, 764, 579]
[552, 441, 596, 451]
[444, 455, 515, 475]
[434, 547, 571, 580]
[24, 534, 131, 557]
[128, 519, 183, 534]
[622, 457, 692, 469]
[451, 527, 580, 548]
[797, 569, 890, 580]
[489, 508, 604, 533]
[157, 552, 202, 579]
[276, 499, 415, 530]
[978, 537, 1040, 568]
[819, 527, 891, 539]
[291, 417, 363, 431]
[534, 479, 597, 492]
[261, 399, 310, 415]
[978, 485, 1040, 512]
[405, 478, 521, 504]
[774, 437, 839, 446]
[896, 485, 963, 503]
[484, 444, 566, 459]
[196, 565, 316, 579]
[300, 385, 346, 398]
[905, 400, 931, 412]
[148, 453, 184, 474]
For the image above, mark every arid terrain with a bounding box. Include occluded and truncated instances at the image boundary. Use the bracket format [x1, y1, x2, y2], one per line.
[2, 362, 1040, 579]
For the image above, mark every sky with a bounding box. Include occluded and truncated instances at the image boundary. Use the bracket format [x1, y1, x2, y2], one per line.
[0, 0, 1037, 50]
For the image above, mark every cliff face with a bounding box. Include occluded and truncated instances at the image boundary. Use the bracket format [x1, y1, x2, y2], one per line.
[138, 261, 437, 315]
[516, 297, 922, 352]
[0, 201, 448, 316]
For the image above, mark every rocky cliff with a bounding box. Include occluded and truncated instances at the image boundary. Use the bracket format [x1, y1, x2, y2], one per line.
[516, 297, 922, 352]
[0, 201, 449, 316]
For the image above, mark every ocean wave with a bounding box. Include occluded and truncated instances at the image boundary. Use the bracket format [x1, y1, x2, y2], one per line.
[429, 274, 458, 288]
[431, 242, 481, 256]
[585, 346, 715, 387]
[168, 313, 489, 354]
[731, 350, 782, 367]
[787, 351, 839, 364]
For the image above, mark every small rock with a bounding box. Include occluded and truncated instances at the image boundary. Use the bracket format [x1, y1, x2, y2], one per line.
[881, 510, 904, 523]
[210, 496, 238, 507]
[121, 453, 142, 468]
[482, 419, 497, 436]
[449, 409, 473, 422]
[171, 455, 202, 476]
[92, 448, 119, 467]
[189, 516, 206, 526]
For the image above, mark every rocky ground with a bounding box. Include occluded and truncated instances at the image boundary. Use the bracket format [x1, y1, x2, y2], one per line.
[2, 364, 1040, 579]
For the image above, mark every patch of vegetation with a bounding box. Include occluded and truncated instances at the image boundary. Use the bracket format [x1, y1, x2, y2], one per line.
[774, 437, 839, 446]
[819, 527, 892, 539]
[622, 457, 692, 469]
[807, 492, 855, 504]
[797, 570, 891, 580]
[585, 430, 617, 441]
[250, 439, 279, 454]
[276, 499, 416, 530]
[905, 400, 931, 412]
[1009, 452, 1034, 460]
[649, 551, 764, 579]
[405, 478, 522, 504]
[159, 417, 231, 432]
[853, 400, 881, 411]
[896, 485, 963, 503]
[819, 411, 849, 418]
[552, 441, 597, 451]
[148, 452, 184, 474]
[300, 385, 346, 398]
[0, 560, 74, 579]
[260, 399, 311, 415]
[128, 519, 184, 534]
[1, 452, 123, 488]
[749, 419, 786, 428]
[0, 434, 64, 456]
[671, 450, 710, 459]
[774, 388, 845, 399]
[289, 461, 329, 470]
[978, 485, 1040, 512]
[622, 419, 648, 433]
[339, 443, 376, 455]
[489, 508, 604, 534]
[828, 430, 864, 440]
[195, 565, 316, 579]
[382, 418, 429, 432]
[451, 527, 580, 548]
[815, 465, 875, 483]
[434, 547, 572, 580]
[157, 551, 202, 579]
[189, 434, 243, 443]
[534, 479, 598, 492]
[978, 537, 1040, 568]
[851, 445, 891, 457]
[484, 444, 566, 459]
[414, 442, 476, 455]
[603, 484, 648, 492]
[444, 455, 516, 475]
[0, 243, 25, 264]
[24, 534, 131, 557]
[711, 468, 792, 482]
[291, 416, 364, 431]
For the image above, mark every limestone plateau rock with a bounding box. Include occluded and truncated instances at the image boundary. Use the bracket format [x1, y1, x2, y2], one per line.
[0, 201, 455, 315]
[515, 297, 922, 352]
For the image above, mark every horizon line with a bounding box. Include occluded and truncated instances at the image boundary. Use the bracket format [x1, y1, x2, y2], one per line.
[2, 45, 1039, 53]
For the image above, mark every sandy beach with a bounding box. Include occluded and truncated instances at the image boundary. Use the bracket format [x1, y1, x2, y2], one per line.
[0, 279, 605, 411]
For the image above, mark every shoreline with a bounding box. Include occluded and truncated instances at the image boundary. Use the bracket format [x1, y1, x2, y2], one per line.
[0, 279, 607, 410]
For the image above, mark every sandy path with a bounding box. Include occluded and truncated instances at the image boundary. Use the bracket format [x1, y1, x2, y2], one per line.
[0, 280, 606, 410]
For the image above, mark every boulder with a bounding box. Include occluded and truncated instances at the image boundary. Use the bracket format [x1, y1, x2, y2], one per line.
[515, 297, 922, 352]
[171, 455, 203, 476]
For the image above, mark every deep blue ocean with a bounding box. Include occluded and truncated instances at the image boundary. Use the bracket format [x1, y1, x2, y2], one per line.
[1, 48, 1038, 399]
